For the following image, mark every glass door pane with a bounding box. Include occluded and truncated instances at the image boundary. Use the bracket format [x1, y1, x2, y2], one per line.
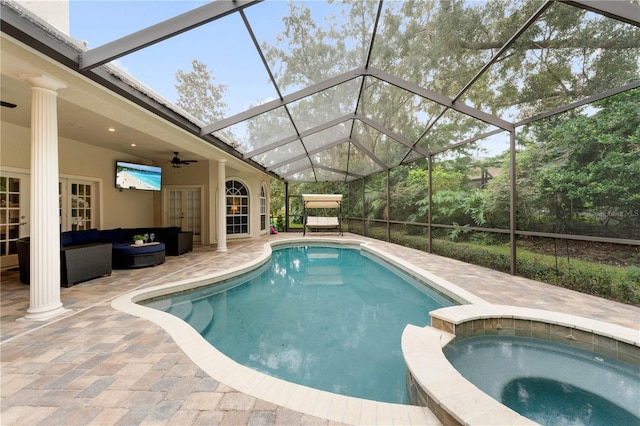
[0, 173, 28, 268]
[186, 189, 201, 243]
[71, 182, 93, 230]
[168, 190, 183, 228]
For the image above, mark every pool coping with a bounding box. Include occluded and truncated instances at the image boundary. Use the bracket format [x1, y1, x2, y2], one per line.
[111, 237, 486, 425]
[402, 305, 640, 425]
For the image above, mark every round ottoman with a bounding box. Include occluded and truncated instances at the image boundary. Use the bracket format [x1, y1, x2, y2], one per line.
[112, 242, 166, 269]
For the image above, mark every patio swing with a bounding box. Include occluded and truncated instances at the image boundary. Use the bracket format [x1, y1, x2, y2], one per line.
[302, 194, 343, 236]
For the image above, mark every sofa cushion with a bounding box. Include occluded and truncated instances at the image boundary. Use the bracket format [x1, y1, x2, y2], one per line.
[60, 231, 74, 248]
[99, 228, 125, 243]
[71, 229, 100, 245]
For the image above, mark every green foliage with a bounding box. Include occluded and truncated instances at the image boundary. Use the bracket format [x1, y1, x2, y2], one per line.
[618, 267, 640, 304]
[517, 88, 640, 229]
[463, 190, 488, 226]
[269, 177, 285, 218]
[364, 174, 388, 220]
[446, 223, 469, 241]
[359, 227, 639, 306]
[470, 231, 504, 246]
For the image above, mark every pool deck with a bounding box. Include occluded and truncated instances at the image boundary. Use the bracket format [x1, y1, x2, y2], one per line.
[2, 233, 639, 425]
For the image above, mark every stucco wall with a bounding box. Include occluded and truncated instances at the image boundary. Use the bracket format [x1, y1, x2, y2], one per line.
[1, 122, 30, 169]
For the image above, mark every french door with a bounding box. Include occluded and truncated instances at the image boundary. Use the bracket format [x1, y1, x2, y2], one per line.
[164, 187, 202, 243]
[0, 171, 29, 269]
[59, 179, 96, 231]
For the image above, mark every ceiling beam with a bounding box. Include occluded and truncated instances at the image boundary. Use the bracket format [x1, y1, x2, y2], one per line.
[243, 114, 355, 159]
[561, 0, 640, 26]
[201, 68, 366, 135]
[266, 138, 350, 171]
[280, 164, 364, 181]
[279, 163, 315, 179]
[515, 80, 640, 127]
[429, 128, 507, 157]
[313, 165, 363, 179]
[80, 0, 263, 70]
[356, 114, 429, 157]
[350, 138, 389, 171]
[370, 68, 513, 131]
[245, 111, 430, 162]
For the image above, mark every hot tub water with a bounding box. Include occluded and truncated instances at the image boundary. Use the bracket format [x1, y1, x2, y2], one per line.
[444, 334, 640, 425]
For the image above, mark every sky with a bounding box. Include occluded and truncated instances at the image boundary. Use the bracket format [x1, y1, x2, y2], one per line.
[69, 1, 294, 116]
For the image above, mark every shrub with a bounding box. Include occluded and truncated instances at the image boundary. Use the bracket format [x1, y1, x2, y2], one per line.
[350, 228, 639, 306]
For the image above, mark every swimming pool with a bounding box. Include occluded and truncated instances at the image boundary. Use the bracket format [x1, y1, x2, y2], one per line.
[142, 245, 456, 403]
[444, 335, 640, 425]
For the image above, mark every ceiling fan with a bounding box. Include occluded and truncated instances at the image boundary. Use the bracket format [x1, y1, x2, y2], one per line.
[170, 152, 198, 168]
[1, 101, 17, 108]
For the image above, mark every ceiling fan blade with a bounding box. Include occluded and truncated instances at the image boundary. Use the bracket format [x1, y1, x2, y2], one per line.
[1, 101, 17, 108]
[170, 152, 197, 165]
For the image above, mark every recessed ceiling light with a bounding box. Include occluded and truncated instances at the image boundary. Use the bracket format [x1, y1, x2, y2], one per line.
[107, 127, 115, 132]
[130, 143, 136, 147]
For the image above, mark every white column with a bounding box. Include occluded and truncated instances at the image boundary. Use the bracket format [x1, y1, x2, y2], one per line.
[21, 74, 69, 321]
[216, 160, 227, 252]
[207, 160, 216, 245]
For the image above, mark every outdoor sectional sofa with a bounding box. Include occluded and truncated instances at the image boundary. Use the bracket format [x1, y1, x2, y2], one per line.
[16, 226, 193, 287]
[87, 227, 193, 257]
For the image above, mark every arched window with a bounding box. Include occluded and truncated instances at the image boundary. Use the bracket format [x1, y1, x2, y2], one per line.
[260, 185, 267, 232]
[226, 180, 248, 235]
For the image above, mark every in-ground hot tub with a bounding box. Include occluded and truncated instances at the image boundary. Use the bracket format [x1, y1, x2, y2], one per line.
[402, 305, 640, 426]
[444, 334, 639, 425]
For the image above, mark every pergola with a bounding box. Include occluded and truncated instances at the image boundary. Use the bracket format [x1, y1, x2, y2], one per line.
[3, 0, 638, 184]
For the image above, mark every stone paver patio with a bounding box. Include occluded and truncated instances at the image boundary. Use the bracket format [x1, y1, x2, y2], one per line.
[2, 233, 638, 425]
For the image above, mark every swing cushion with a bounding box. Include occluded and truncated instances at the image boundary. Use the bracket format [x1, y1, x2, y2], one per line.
[306, 216, 340, 227]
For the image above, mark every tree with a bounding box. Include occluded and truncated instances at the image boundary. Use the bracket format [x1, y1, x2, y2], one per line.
[175, 59, 227, 124]
[503, 88, 640, 231]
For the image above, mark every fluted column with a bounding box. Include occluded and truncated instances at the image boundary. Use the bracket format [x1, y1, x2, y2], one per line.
[217, 160, 227, 252]
[21, 74, 69, 321]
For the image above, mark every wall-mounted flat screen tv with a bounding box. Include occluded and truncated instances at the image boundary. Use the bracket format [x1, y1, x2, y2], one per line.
[115, 161, 162, 191]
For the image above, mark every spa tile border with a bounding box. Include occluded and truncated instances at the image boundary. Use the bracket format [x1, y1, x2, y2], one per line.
[402, 325, 536, 426]
[402, 305, 640, 426]
[431, 304, 640, 366]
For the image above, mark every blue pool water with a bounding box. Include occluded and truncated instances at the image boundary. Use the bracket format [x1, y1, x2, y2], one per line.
[444, 335, 640, 425]
[143, 245, 455, 403]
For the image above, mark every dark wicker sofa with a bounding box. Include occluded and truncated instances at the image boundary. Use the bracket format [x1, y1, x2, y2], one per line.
[17, 237, 112, 287]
